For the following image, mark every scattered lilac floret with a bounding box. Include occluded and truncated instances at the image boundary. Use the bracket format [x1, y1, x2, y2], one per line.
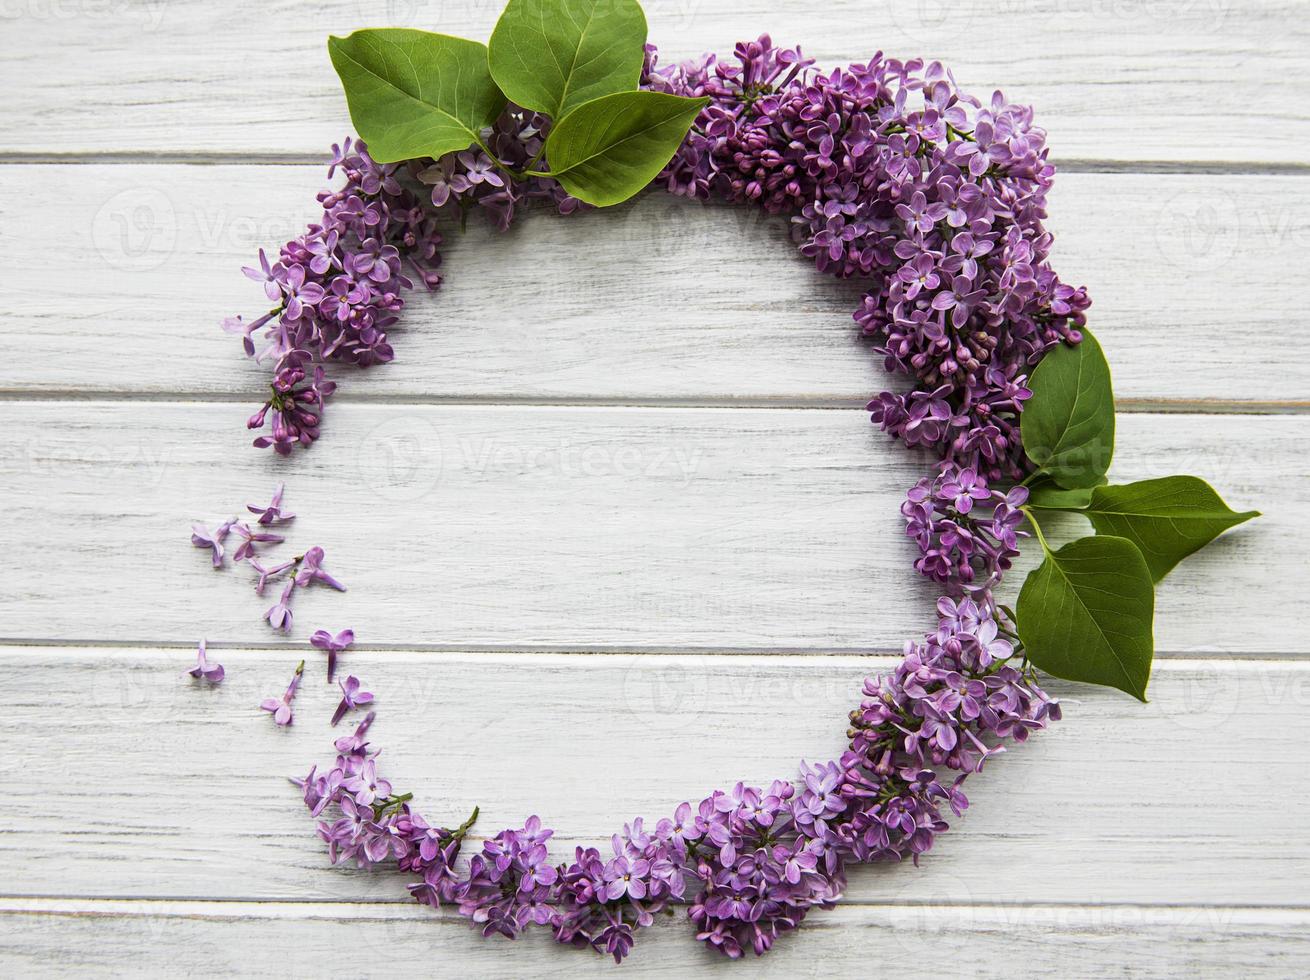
[248, 483, 295, 525]
[295, 546, 345, 591]
[251, 557, 295, 596]
[186, 640, 224, 684]
[265, 581, 296, 633]
[221, 315, 258, 357]
[260, 660, 303, 726]
[310, 628, 355, 681]
[332, 675, 375, 726]
[190, 520, 234, 568]
[230, 521, 286, 563]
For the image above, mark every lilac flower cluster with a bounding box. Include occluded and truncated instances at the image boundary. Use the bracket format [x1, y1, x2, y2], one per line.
[223, 140, 438, 454]
[229, 38, 1086, 485]
[646, 37, 1089, 483]
[902, 464, 1029, 593]
[415, 113, 582, 230]
[227, 115, 583, 453]
[298, 592, 1055, 962]
[210, 36, 1085, 965]
[297, 712, 471, 882]
[844, 593, 1059, 785]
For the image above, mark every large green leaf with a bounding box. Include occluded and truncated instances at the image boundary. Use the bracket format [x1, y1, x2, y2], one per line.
[543, 91, 708, 206]
[489, 0, 647, 119]
[1017, 535, 1155, 701]
[327, 29, 506, 163]
[1026, 481, 1096, 511]
[1082, 477, 1259, 582]
[1021, 330, 1116, 489]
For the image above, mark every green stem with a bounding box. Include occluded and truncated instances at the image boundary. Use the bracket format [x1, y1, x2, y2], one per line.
[1021, 506, 1052, 554]
[452, 805, 480, 842]
[473, 138, 522, 183]
[523, 144, 548, 172]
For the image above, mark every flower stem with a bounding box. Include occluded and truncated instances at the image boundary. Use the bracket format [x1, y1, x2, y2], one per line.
[1020, 507, 1052, 554]
[473, 138, 522, 183]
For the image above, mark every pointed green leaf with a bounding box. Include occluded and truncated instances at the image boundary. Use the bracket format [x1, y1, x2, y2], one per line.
[328, 29, 506, 163]
[489, 0, 647, 119]
[1082, 476, 1259, 582]
[1017, 535, 1155, 701]
[543, 91, 708, 206]
[1021, 329, 1116, 489]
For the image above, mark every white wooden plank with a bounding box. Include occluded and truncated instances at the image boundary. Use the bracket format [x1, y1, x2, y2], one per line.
[3, 899, 1308, 978]
[0, 405, 1276, 651]
[2, 165, 1307, 406]
[2, 1, 1307, 164]
[3, 650, 1309, 909]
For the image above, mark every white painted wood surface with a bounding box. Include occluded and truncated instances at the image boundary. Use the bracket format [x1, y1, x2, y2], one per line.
[0, 406, 1282, 651]
[6, 649, 1308, 907]
[5, 166, 1308, 407]
[1, 0, 1306, 976]
[4, 900, 1308, 978]
[3, 0, 1309, 164]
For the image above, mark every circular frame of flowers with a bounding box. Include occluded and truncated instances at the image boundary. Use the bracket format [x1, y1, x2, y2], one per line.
[233, 37, 1086, 964]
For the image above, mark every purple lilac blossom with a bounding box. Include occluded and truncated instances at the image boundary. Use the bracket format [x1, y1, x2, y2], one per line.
[228, 128, 580, 454]
[297, 594, 1056, 962]
[265, 581, 296, 633]
[310, 628, 356, 682]
[190, 520, 234, 568]
[186, 640, 224, 684]
[645, 37, 1088, 483]
[902, 464, 1029, 594]
[251, 557, 295, 596]
[248, 483, 295, 525]
[261, 660, 304, 726]
[229, 521, 285, 563]
[295, 546, 345, 591]
[230, 39, 1084, 478]
[276, 35, 1079, 965]
[331, 675, 374, 726]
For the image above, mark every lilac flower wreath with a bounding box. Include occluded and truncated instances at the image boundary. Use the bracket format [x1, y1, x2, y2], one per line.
[216, 11, 1256, 965]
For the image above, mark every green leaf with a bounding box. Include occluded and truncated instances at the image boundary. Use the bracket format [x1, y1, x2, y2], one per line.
[1026, 482, 1096, 511]
[489, 0, 647, 120]
[1017, 534, 1155, 701]
[1021, 329, 1116, 489]
[543, 91, 708, 206]
[1081, 476, 1259, 582]
[327, 29, 507, 163]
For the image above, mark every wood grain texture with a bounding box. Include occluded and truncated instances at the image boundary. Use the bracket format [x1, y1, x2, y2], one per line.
[4, 649, 1309, 908]
[3, 166, 1308, 406]
[0, 404, 1277, 652]
[3, 899, 1308, 978]
[4, 1, 1305, 973]
[2, 1, 1308, 164]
